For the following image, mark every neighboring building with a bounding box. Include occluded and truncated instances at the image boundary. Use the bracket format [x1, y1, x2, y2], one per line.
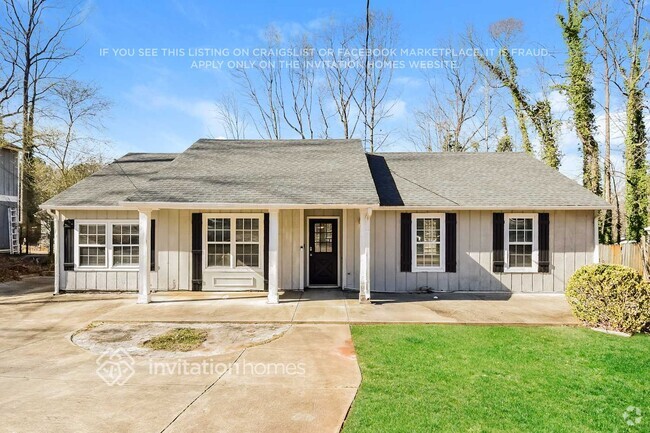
[40, 139, 609, 303]
[0, 143, 20, 253]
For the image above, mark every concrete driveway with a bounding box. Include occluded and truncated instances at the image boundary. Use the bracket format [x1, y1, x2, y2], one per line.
[0, 278, 360, 433]
[0, 277, 577, 432]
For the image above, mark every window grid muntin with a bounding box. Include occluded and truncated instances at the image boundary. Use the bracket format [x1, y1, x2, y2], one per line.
[207, 218, 231, 267]
[413, 215, 444, 270]
[235, 218, 260, 267]
[112, 223, 139, 266]
[313, 222, 333, 253]
[78, 223, 107, 267]
[205, 215, 263, 269]
[506, 215, 536, 270]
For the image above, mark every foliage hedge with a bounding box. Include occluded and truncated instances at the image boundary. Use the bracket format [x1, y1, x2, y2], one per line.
[566, 264, 650, 334]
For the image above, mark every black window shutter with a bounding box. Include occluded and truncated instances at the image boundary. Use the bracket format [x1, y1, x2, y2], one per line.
[263, 213, 270, 290]
[63, 219, 75, 271]
[400, 213, 412, 272]
[150, 219, 156, 271]
[493, 213, 505, 272]
[538, 213, 550, 273]
[191, 213, 203, 291]
[445, 213, 457, 273]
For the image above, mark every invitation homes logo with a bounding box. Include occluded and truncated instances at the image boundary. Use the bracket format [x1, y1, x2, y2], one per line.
[95, 349, 306, 386]
[96, 348, 136, 386]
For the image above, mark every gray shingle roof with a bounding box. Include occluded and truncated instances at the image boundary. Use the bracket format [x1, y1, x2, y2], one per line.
[369, 152, 609, 208]
[125, 139, 380, 206]
[42, 142, 610, 210]
[41, 153, 178, 208]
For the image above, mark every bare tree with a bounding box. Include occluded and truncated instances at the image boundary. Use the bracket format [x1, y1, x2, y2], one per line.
[415, 48, 487, 152]
[404, 107, 440, 152]
[36, 79, 110, 175]
[232, 25, 282, 139]
[1, 0, 83, 249]
[586, 0, 625, 242]
[356, 9, 399, 152]
[471, 20, 561, 168]
[215, 92, 248, 139]
[233, 26, 319, 140]
[317, 17, 364, 140]
[275, 34, 317, 139]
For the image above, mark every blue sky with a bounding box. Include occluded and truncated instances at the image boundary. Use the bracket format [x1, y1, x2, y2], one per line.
[60, 0, 627, 181]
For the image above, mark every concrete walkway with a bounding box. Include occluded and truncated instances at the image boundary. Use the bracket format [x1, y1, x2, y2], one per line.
[91, 287, 578, 326]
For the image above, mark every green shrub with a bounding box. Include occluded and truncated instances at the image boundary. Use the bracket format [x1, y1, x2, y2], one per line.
[566, 264, 650, 334]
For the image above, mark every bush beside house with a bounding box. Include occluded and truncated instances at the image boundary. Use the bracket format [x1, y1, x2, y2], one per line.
[566, 264, 650, 334]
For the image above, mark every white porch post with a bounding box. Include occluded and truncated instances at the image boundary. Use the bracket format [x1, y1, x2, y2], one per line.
[267, 209, 280, 304]
[137, 209, 152, 304]
[359, 208, 372, 303]
[53, 210, 62, 295]
[593, 213, 600, 264]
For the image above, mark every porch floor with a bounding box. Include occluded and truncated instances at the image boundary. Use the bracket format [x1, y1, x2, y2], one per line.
[101, 288, 577, 325]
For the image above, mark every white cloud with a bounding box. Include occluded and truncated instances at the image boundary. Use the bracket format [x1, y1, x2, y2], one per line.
[126, 85, 219, 136]
[384, 98, 407, 120]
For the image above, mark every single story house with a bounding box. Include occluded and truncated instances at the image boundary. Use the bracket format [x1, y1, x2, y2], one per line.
[41, 139, 609, 303]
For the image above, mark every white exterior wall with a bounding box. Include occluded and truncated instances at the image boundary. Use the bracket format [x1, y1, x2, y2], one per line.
[59, 208, 267, 292]
[59, 209, 140, 292]
[369, 209, 596, 293]
[57, 208, 595, 294]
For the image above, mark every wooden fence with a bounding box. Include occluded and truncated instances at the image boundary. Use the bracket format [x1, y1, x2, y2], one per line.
[598, 240, 649, 279]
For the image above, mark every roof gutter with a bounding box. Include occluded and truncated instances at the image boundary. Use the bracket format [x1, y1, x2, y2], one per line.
[111, 201, 611, 211]
[41, 202, 612, 212]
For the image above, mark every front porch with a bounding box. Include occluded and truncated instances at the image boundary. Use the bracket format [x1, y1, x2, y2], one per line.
[121, 207, 374, 305]
[96, 288, 578, 326]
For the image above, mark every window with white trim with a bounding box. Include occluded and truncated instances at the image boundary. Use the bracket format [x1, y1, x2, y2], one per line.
[205, 215, 263, 269]
[412, 214, 445, 272]
[112, 223, 139, 267]
[76, 221, 140, 270]
[78, 224, 106, 267]
[505, 214, 538, 272]
[207, 218, 231, 267]
[235, 217, 260, 267]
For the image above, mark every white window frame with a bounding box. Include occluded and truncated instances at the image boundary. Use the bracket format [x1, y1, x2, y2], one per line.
[74, 220, 140, 271]
[203, 213, 264, 271]
[504, 213, 538, 273]
[411, 213, 446, 273]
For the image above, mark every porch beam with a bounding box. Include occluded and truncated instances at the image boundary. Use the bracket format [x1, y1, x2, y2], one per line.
[359, 207, 372, 302]
[137, 209, 152, 304]
[268, 209, 280, 304]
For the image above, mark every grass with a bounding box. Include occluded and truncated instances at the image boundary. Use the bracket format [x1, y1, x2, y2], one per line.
[343, 325, 650, 433]
[142, 327, 208, 352]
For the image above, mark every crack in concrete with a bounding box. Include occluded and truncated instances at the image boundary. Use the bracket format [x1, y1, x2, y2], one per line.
[159, 348, 247, 433]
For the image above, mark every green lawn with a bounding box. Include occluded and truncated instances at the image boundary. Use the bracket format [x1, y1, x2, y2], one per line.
[343, 325, 649, 433]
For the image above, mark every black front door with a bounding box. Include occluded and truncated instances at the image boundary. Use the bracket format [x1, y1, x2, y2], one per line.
[309, 219, 338, 286]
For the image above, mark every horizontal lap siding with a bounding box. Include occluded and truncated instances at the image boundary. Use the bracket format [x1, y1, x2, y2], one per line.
[370, 210, 595, 293]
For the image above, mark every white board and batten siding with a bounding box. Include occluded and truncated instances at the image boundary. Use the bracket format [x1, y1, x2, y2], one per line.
[369, 209, 596, 293]
[58, 208, 595, 293]
[59, 208, 266, 292]
[59, 209, 141, 292]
